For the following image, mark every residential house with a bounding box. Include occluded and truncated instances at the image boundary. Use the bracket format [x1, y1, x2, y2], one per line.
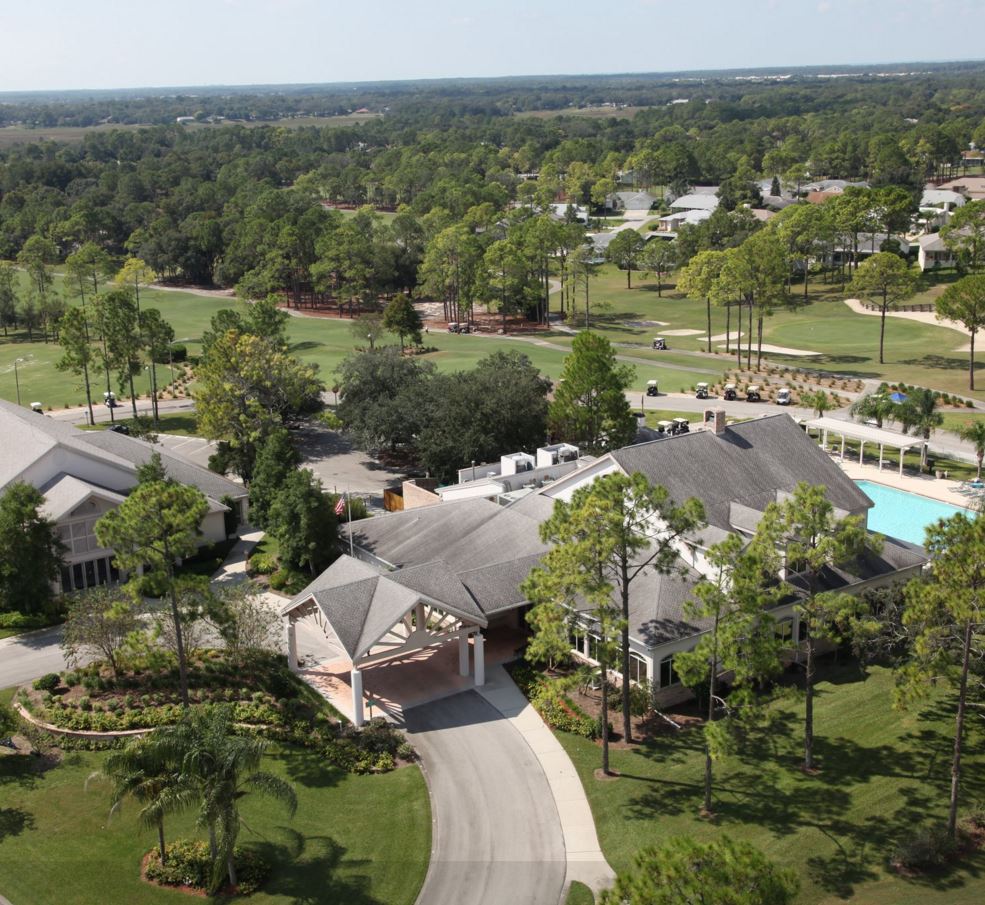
[606, 191, 657, 219]
[669, 192, 720, 213]
[917, 232, 958, 271]
[919, 188, 966, 228]
[0, 399, 247, 593]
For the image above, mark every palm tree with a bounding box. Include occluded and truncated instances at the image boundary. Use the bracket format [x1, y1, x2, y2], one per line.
[803, 390, 832, 418]
[150, 705, 297, 891]
[849, 393, 896, 429]
[90, 738, 195, 866]
[898, 388, 943, 469]
[958, 419, 985, 480]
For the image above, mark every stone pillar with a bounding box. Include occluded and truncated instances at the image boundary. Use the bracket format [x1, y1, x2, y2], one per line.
[351, 668, 364, 726]
[286, 620, 298, 672]
[459, 632, 470, 677]
[474, 633, 485, 687]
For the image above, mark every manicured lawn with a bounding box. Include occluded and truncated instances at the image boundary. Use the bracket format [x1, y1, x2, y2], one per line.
[555, 664, 985, 904]
[79, 411, 203, 437]
[565, 264, 983, 401]
[565, 879, 595, 904]
[0, 734, 430, 905]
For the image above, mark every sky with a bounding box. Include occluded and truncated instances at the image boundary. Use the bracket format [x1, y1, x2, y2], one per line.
[1, 0, 984, 93]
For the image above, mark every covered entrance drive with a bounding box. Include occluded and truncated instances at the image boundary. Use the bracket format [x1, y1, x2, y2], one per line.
[806, 416, 920, 476]
[280, 555, 490, 724]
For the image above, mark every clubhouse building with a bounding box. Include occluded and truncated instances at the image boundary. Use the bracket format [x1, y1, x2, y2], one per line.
[283, 412, 926, 722]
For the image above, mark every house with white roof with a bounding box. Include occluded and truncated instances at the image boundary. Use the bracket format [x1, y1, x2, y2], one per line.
[919, 188, 966, 228]
[0, 399, 248, 593]
[669, 192, 720, 213]
[282, 412, 925, 722]
[917, 232, 958, 271]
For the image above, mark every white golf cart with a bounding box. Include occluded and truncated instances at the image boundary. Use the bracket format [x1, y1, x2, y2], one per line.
[646, 379, 659, 397]
[723, 383, 737, 401]
[695, 382, 709, 399]
[776, 388, 792, 406]
[745, 385, 762, 402]
[652, 337, 668, 351]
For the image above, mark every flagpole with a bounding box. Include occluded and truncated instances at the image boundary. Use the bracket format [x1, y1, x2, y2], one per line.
[347, 487, 354, 557]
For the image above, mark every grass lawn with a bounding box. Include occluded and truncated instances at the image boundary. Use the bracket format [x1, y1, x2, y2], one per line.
[79, 411, 203, 437]
[562, 265, 983, 402]
[0, 692, 430, 904]
[555, 663, 985, 905]
[565, 880, 595, 904]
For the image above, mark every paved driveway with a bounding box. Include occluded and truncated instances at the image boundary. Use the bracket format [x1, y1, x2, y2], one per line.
[406, 691, 566, 905]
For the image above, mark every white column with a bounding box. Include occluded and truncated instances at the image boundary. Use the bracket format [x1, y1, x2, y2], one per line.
[474, 633, 485, 687]
[351, 668, 364, 726]
[286, 620, 298, 671]
[822, 428, 828, 450]
[900, 448, 905, 477]
[459, 633, 470, 677]
[859, 440, 864, 465]
[879, 444, 884, 471]
[840, 434, 846, 461]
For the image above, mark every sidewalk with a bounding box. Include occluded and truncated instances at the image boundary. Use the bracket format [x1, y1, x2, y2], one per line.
[209, 529, 264, 587]
[839, 459, 981, 509]
[476, 664, 615, 898]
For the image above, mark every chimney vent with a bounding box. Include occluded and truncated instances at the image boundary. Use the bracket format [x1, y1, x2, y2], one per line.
[704, 408, 727, 436]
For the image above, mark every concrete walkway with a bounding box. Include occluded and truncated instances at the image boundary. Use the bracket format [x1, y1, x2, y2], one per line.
[406, 691, 566, 905]
[838, 458, 982, 509]
[477, 665, 615, 897]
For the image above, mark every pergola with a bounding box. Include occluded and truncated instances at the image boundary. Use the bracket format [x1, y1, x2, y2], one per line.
[805, 417, 920, 477]
[280, 556, 488, 725]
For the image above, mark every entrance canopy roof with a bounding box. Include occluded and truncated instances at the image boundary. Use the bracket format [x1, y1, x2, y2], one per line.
[280, 555, 487, 663]
[806, 417, 920, 450]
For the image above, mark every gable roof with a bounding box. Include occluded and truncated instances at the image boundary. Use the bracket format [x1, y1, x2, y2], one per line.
[670, 193, 719, 212]
[0, 399, 245, 503]
[38, 475, 127, 522]
[608, 414, 872, 532]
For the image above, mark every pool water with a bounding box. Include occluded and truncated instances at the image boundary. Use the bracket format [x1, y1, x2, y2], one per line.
[855, 480, 970, 546]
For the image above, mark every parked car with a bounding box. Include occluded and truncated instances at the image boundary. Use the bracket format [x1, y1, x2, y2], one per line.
[109, 423, 130, 435]
[652, 337, 668, 351]
[646, 379, 659, 397]
[695, 382, 709, 399]
[746, 385, 762, 402]
[776, 388, 792, 406]
[723, 384, 737, 401]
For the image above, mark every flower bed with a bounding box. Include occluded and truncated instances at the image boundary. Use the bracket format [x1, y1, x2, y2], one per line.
[145, 839, 270, 896]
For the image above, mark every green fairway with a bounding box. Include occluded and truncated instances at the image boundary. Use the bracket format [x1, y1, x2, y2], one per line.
[556, 664, 985, 905]
[0, 726, 430, 905]
[564, 265, 982, 401]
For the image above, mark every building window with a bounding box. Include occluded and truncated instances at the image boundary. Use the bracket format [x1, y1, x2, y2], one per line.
[798, 620, 809, 643]
[659, 654, 679, 689]
[587, 633, 601, 662]
[629, 653, 649, 684]
[60, 566, 72, 593]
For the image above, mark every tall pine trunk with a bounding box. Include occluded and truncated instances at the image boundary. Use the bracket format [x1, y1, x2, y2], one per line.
[600, 653, 610, 775]
[948, 620, 973, 836]
[706, 298, 712, 353]
[804, 620, 815, 771]
[620, 556, 632, 743]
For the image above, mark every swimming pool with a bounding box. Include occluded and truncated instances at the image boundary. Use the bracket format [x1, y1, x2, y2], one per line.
[855, 480, 971, 546]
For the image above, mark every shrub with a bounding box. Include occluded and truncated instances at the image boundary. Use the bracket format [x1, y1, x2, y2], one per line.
[167, 343, 187, 363]
[248, 551, 278, 575]
[33, 673, 61, 692]
[145, 839, 269, 895]
[891, 824, 958, 871]
[63, 671, 80, 687]
[397, 741, 416, 761]
[268, 569, 291, 591]
[375, 752, 396, 772]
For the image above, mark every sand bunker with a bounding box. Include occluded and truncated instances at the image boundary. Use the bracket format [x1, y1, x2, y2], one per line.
[661, 328, 704, 336]
[702, 331, 743, 342]
[844, 297, 972, 336]
[718, 343, 821, 357]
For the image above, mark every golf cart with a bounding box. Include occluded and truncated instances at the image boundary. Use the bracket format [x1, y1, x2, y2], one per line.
[745, 385, 762, 402]
[670, 417, 690, 435]
[723, 384, 737, 401]
[103, 391, 118, 408]
[776, 388, 792, 406]
[646, 379, 659, 397]
[695, 382, 709, 400]
[29, 402, 43, 414]
[656, 420, 673, 435]
[652, 337, 668, 351]
[447, 322, 460, 333]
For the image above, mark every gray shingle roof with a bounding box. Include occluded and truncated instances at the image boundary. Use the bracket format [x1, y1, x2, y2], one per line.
[610, 414, 872, 532]
[0, 398, 245, 504]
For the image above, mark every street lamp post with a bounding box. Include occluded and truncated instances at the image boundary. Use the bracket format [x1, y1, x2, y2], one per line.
[13, 358, 24, 407]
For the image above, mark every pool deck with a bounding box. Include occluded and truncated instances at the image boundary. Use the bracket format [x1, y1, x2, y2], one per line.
[837, 459, 981, 511]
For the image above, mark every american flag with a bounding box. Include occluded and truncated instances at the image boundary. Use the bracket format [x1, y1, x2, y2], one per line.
[334, 494, 346, 517]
